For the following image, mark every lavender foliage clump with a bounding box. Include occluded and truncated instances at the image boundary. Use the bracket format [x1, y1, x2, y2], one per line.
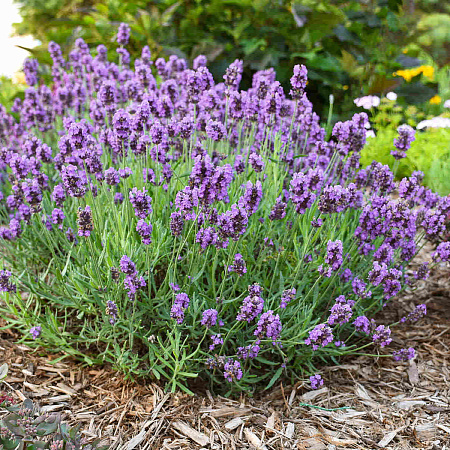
[0, 32, 442, 393]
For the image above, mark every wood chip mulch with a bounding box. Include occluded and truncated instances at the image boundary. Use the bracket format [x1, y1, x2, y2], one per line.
[1, 265, 449, 449]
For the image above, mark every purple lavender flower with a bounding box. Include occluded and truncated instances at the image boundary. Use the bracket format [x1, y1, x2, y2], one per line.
[175, 186, 199, 219]
[238, 181, 263, 215]
[352, 277, 371, 299]
[223, 59, 243, 91]
[30, 326, 42, 340]
[66, 228, 78, 245]
[248, 152, 265, 173]
[114, 192, 124, 204]
[325, 240, 343, 272]
[77, 206, 93, 237]
[129, 187, 152, 219]
[311, 218, 323, 228]
[217, 204, 249, 241]
[432, 242, 450, 262]
[0, 270, 16, 293]
[170, 292, 190, 324]
[119, 167, 133, 179]
[116, 23, 131, 46]
[309, 374, 323, 390]
[51, 208, 65, 229]
[254, 310, 282, 343]
[170, 212, 184, 236]
[52, 185, 66, 207]
[61, 165, 87, 198]
[393, 348, 415, 362]
[400, 304, 427, 323]
[223, 359, 243, 382]
[196, 226, 219, 250]
[372, 325, 392, 347]
[289, 172, 316, 214]
[327, 300, 353, 326]
[269, 196, 287, 221]
[305, 323, 334, 350]
[120, 255, 137, 275]
[106, 300, 118, 325]
[136, 219, 152, 245]
[280, 288, 296, 309]
[340, 268, 353, 283]
[24, 58, 39, 86]
[353, 316, 373, 334]
[374, 243, 394, 265]
[236, 284, 264, 322]
[413, 263, 430, 280]
[237, 340, 261, 359]
[169, 282, 180, 292]
[290, 64, 308, 99]
[124, 273, 146, 301]
[105, 167, 120, 186]
[113, 109, 131, 140]
[205, 119, 226, 141]
[368, 261, 388, 286]
[209, 334, 223, 351]
[202, 309, 220, 328]
[228, 253, 247, 276]
[391, 124, 415, 160]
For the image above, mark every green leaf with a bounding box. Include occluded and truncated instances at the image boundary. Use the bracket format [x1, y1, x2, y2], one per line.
[265, 366, 283, 390]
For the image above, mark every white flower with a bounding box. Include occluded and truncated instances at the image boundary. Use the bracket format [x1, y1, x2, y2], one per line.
[444, 99, 450, 108]
[354, 95, 380, 110]
[416, 117, 450, 130]
[366, 130, 376, 138]
[386, 92, 397, 101]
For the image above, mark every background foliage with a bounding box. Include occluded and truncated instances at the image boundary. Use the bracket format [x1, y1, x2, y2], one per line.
[12, 0, 449, 118]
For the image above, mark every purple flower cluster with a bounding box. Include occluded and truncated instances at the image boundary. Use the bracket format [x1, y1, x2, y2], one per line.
[30, 326, 42, 340]
[304, 323, 334, 350]
[393, 347, 415, 361]
[236, 284, 264, 323]
[129, 187, 152, 219]
[228, 253, 247, 276]
[254, 310, 282, 343]
[280, 288, 296, 309]
[223, 359, 243, 382]
[309, 374, 323, 390]
[327, 297, 353, 326]
[119, 255, 146, 301]
[0, 270, 16, 293]
[391, 124, 415, 160]
[400, 304, 427, 323]
[201, 308, 222, 328]
[170, 292, 190, 324]
[106, 300, 118, 325]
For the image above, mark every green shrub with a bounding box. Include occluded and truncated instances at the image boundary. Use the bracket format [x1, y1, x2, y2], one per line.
[361, 127, 450, 194]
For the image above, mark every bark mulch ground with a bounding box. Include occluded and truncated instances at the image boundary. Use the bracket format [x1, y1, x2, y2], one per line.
[1, 265, 449, 450]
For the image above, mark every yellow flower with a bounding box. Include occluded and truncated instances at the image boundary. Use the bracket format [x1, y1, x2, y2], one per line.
[420, 65, 434, 80]
[429, 95, 441, 105]
[402, 49, 408, 54]
[343, 85, 349, 90]
[12, 72, 26, 85]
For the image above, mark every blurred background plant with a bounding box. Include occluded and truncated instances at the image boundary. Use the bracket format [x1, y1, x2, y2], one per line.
[8, 0, 449, 119]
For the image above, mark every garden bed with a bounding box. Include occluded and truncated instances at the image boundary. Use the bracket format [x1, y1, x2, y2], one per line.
[1, 264, 449, 450]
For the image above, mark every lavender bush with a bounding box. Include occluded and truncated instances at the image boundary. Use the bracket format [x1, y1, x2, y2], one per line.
[0, 26, 447, 394]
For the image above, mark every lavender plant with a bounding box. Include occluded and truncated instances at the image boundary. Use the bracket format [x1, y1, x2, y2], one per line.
[0, 389, 107, 450]
[0, 27, 446, 394]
